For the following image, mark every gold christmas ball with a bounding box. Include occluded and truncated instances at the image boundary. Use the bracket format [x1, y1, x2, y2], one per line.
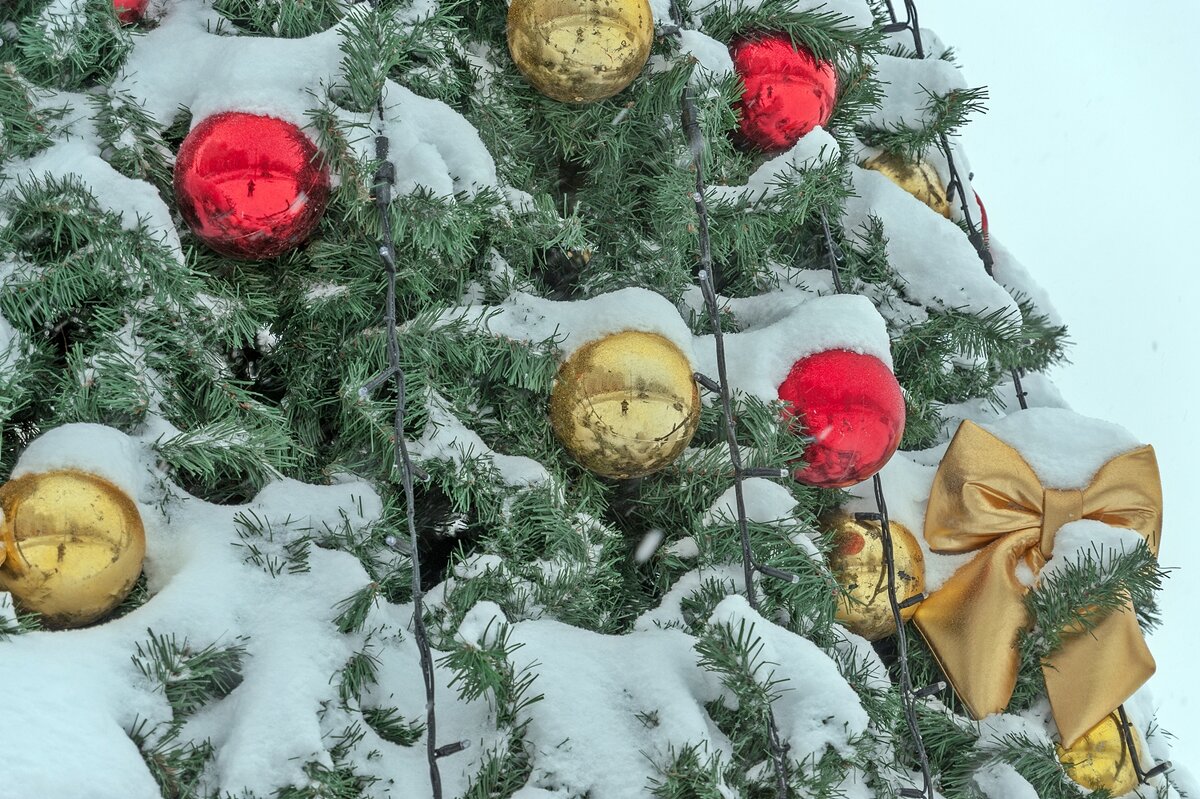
[862, 152, 952, 219]
[507, 0, 654, 104]
[0, 469, 146, 628]
[823, 511, 925, 640]
[1057, 712, 1143, 795]
[550, 331, 700, 479]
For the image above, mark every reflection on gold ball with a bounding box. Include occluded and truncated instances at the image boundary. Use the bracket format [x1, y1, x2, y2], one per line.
[823, 511, 925, 640]
[550, 331, 700, 479]
[507, 0, 654, 104]
[862, 152, 952, 218]
[0, 470, 146, 628]
[1057, 713, 1143, 796]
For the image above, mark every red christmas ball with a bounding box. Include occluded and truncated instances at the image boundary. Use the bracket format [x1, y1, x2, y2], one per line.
[113, 0, 148, 24]
[975, 191, 989, 242]
[778, 349, 905, 488]
[174, 112, 330, 261]
[731, 34, 837, 153]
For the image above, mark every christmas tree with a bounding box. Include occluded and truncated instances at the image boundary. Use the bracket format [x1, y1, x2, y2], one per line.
[0, 0, 1190, 797]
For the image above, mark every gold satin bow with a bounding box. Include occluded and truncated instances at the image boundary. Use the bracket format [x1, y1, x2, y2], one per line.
[913, 420, 1162, 747]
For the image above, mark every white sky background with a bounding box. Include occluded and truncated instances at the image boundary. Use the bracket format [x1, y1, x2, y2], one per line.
[917, 0, 1200, 767]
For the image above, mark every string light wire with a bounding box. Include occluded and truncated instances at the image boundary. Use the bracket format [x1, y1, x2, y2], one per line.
[360, 4, 468, 795]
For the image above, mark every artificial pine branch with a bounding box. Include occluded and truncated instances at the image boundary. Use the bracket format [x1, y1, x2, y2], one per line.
[983, 734, 1091, 799]
[126, 718, 213, 799]
[15, 0, 131, 90]
[132, 631, 247, 721]
[859, 86, 989, 161]
[212, 0, 342, 38]
[0, 66, 63, 160]
[362, 706, 424, 747]
[1025, 542, 1165, 659]
[699, 1, 884, 64]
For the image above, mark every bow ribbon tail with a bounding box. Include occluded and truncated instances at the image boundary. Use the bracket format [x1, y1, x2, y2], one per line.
[1043, 601, 1156, 747]
[913, 530, 1039, 721]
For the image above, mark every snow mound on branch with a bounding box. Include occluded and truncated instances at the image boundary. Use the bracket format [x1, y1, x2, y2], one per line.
[973, 762, 1039, 799]
[844, 166, 1019, 316]
[437, 287, 700, 364]
[978, 407, 1145, 489]
[349, 614, 506, 797]
[709, 596, 870, 760]
[708, 126, 839, 205]
[936, 372, 1069, 438]
[866, 54, 968, 130]
[1044, 520, 1147, 581]
[699, 292, 894, 401]
[117, 1, 342, 127]
[704, 477, 799, 527]
[381, 81, 499, 197]
[7, 127, 183, 259]
[509, 619, 731, 797]
[706, 476, 824, 559]
[649, 28, 735, 82]
[988, 236, 1063, 325]
[636, 564, 745, 632]
[883, 26, 950, 59]
[412, 390, 551, 487]
[842, 449, 936, 539]
[11, 423, 149, 497]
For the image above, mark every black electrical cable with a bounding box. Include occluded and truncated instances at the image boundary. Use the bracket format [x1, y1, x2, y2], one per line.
[362, 5, 468, 795]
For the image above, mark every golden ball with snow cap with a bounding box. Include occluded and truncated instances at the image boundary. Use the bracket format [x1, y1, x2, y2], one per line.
[0, 469, 146, 628]
[507, 0, 655, 104]
[550, 330, 700, 479]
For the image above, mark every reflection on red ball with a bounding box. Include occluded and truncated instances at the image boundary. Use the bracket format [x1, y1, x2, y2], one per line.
[731, 33, 837, 153]
[778, 349, 905, 488]
[174, 112, 330, 261]
[975, 191, 989, 242]
[113, 0, 148, 24]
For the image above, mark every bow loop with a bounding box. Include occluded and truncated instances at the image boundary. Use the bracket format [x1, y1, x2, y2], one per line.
[914, 420, 1162, 747]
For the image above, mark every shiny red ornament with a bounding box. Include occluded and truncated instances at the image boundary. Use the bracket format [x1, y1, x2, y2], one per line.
[174, 112, 330, 261]
[731, 34, 837, 153]
[778, 349, 905, 488]
[975, 191, 989, 242]
[113, 0, 148, 24]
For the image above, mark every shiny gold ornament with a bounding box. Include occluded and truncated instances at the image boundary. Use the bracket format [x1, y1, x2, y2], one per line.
[914, 419, 1162, 747]
[823, 511, 925, 640]
[507, 0, 654, 104]
[550, 331, 700, 479]
[1057, 712, 1143, 795]
[0, 469, 146, 628]
[862, 152, 952, 218]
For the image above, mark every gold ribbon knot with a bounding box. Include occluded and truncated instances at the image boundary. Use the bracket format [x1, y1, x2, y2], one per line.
[913, 420, 1162, 747]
